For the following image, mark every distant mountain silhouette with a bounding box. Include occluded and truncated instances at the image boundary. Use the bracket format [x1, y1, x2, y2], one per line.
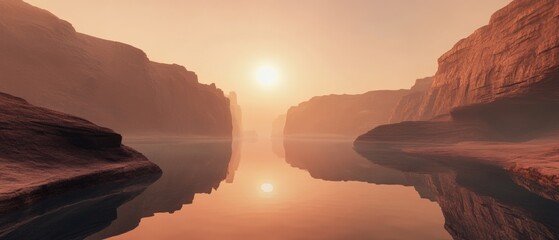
[284, 89, 411, 138]
[229, 92, 243, 137]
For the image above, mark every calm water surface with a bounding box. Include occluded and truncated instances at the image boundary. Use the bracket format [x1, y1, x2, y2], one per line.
[3, 138, 559, 240]
[98, 139, 451, 240]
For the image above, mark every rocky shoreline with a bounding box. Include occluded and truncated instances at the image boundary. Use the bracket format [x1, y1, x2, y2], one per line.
[0, 92, 161, 212]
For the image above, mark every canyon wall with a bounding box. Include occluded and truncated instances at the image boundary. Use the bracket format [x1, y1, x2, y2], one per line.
[389, 77, 433, 123]
[284, 90, 410, 138]
[393, 0, 559, 122]
[359, 0, 559, 144]
[0, 0, 232, 137]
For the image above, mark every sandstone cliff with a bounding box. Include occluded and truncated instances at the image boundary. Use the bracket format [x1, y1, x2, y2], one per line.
[0, 0, 232, 137]
[358, 0, 559, 141]
[284, 90, 410, 138]
[394, 0, 559, 122]
[356, 0, 559, 195]
[389, 77, 433, 123]
[0, 92, 161, 212]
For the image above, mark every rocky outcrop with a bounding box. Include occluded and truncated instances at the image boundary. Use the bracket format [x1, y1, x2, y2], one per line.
[393, 0, 559, 122]
[356, 120, 495, 144]
[390, 77, 433, 123]
[0, 92, 161, 212]
[284, 90, 410, 138]
[0, 0, 232, 137]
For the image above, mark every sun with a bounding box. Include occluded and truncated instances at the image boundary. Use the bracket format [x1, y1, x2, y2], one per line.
[254, 65, 279, 88]
[260, 183, 274, 193]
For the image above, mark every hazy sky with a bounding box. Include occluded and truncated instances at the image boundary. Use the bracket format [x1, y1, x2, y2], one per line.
[26, 0, 511, 134]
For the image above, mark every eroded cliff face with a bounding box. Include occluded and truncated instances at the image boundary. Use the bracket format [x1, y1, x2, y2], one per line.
[396, 0, 559, 122]
[0, 0, 232, 137]
[284, 90, 410, 138]
[0, 92, 161, 212]
[359, 0, 559, 142]
[390, 77, 433, 123]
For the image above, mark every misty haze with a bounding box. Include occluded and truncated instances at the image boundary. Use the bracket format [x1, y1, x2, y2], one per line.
[1, 0, 559, 240]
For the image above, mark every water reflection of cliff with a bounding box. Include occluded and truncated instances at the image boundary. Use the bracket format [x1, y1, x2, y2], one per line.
[89, 140, 234, 240]
[271, 137, 285, 159]
[0, 176, 157, 240]
[226, 139, 242, 183]
[283, 139, 435, 200]
[284, 140, 559, 240]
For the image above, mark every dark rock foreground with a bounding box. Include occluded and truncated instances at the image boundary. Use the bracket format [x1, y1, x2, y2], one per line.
[0, 92, 161, 212]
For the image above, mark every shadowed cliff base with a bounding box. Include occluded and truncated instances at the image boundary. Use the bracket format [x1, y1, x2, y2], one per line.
[355, 83, 559, 201]
[0, 92, 161, 213]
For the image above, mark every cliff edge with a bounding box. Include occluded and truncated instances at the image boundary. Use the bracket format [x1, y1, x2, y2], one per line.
[356, 0, 559, 200]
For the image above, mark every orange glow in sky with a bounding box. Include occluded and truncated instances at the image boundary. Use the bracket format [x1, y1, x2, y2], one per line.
[260, 182, 274, 193]
[254, 64, 280, 89]
[25, 0, 512, 134]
